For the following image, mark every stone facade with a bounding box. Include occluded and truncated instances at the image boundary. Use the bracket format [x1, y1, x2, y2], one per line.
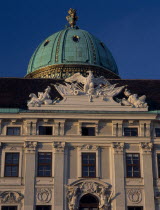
[0, 111, 159, 209]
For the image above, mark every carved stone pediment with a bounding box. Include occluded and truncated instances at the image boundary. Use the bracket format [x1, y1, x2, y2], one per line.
[66, 180, 112, 210]
[0, 191, 24, 203]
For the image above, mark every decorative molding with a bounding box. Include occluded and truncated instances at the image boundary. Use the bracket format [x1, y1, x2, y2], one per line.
[66, 180, 112, 210]
[0, 191, 24, 203]
[79, 144, 99, 151]
[53, 141, 65, 152]
[127, 189, 142, 204]
[112, 142, 124, 154]
[140, 142, 153, 154]
[36, 188, 52, 203]
[24, 141, 37, 152]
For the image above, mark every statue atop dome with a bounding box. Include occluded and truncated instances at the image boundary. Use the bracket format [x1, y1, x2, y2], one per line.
[66, 8, 78, 28]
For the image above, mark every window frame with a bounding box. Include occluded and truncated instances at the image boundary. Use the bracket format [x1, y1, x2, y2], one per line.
[37, 152, 52, 177]
[81, 153, 96, 178]
[6, 126, 21, 136]
[4, 152, 20, 177]
[123, 127, 138, 137]
[77, 147, 100, 178]
[38, 126, 53, 135]
[126, 153, 141, 178]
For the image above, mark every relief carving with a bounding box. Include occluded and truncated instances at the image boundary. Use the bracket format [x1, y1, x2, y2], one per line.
[140, 142, 153, 153]
[0, 191, 24, 203]
[24, 141, 37, 152]
[66, 181, 112, 210]
[112, 142, 124, 153]
[79, 144, 99, 151]
[127, 189, 142, 204]
[36, 188, 52, 203]
[53, 141, 65, 152]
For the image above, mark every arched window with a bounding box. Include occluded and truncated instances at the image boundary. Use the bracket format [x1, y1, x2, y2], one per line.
[79, 194, 99, 210]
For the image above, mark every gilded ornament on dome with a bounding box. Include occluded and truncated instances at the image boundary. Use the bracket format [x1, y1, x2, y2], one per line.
[66, 8, 78, 28]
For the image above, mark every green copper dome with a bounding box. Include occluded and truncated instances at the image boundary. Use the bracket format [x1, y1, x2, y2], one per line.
[26, 9, 119, 79]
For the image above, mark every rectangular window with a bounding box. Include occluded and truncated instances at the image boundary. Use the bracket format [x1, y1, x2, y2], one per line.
[36, 206, 51, 210]
[6, 127, 21, 136]
[39, 126, 52, 135]
[126, 153, 140, 178]
[124, 128, 138, 136]
[157, 154, 160, 178]
[155, 128, 160, 137]
[37, 152, 52, 177]
[82, 153, 96, 178]
[128, 207, 143, 210]
[4, 153, 19, 177]
[82, 127, 95, 136]
[2, 207, 17, 210]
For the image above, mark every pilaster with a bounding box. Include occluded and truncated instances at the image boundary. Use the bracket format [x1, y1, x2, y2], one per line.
[140, 142, 155, 210]
[112, 142, 126, 210]
[53, 141, 66, 210]
[24, 141, 37, 210]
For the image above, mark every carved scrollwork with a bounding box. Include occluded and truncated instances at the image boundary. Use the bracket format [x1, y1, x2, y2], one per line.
[79, 144, 99, 151]
[127, 189, 142, 204]
[53, 141, 65, 152]
[0, 191, 24, 203]
[66, 181, 112, 210]
[36, 188, 52, 203]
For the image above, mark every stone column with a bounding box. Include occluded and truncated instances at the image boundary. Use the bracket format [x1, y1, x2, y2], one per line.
[112, 120, 118, 136]
[53, 141, 66, 210]
[112, 142, 126, 210]
[24, 141, 37, 210]
[140, 142, 155, 210]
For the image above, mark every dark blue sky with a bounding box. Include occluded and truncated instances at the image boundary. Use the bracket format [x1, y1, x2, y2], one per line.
[0, 0, 160, 79]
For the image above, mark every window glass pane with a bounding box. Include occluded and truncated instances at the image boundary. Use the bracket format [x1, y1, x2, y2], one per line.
[38, 153, 52, 177]
[2, 207, 17, 210]
[7, 127, 20, 135]
[126, 154, 140, 178]
[82, 127, 95, 136]
[124, 128, 138, 136]
[39, 126, 52, 135]
[82, 153, 96, 178]
[5, 153, 19, 177]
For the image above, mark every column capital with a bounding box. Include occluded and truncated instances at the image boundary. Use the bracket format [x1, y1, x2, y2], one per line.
[140, 142, 153, 154]
[112, 142, 124, 154]
[53, 141, 65, 152]
[24, 141, 37, 153]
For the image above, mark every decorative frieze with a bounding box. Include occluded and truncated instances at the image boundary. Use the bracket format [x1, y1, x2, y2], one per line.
[0, 191, 24, 203]
[79, 144, 99, 151]
[127, 189, 142, 204]
[24, 141, 37, 153]
[36, 188, 52, 203]
[53, 141, 65, 152]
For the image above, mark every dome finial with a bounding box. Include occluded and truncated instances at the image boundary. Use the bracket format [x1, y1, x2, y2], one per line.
[66, 8, 78, 28]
